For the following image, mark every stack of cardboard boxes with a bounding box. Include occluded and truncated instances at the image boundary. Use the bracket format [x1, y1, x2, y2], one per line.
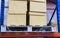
[6, 0, 47, 26]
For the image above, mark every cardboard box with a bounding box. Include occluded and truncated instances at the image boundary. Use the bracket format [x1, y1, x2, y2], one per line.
[7, 14, 26, 26]
[29, 12, 47, 26]
[51, 22, 58, 32]
[7, 0, 46, 26]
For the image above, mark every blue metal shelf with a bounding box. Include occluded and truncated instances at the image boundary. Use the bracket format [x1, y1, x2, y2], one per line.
[57, 0, 60, 32]
[1, 0, 4, 25]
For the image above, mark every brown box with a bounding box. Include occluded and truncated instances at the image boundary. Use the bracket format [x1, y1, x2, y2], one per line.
[51, 22, 58, 32]
[6, 0, 47, 26]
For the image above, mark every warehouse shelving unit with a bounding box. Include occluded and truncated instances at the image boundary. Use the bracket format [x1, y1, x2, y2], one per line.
[0, 0, 60, 38]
